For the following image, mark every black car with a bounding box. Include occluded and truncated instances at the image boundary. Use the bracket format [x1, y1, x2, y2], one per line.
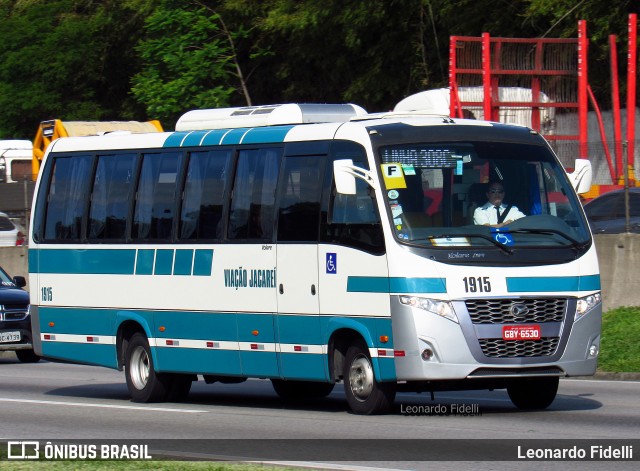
[0, 265, 39, 362]
[583, 188, 640, 234]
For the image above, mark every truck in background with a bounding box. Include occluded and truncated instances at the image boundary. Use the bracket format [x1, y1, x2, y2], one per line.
[0, 140, 33, 183]
[32, 119, 163, 180]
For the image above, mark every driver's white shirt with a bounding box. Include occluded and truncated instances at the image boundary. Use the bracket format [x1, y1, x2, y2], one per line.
[473, 202, 526, 225]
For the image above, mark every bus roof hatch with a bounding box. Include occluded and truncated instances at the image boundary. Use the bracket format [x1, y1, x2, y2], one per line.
[175, 103, 368, 131]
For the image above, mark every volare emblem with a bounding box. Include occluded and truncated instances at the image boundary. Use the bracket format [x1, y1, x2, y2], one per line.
[510, 303, 529, 317]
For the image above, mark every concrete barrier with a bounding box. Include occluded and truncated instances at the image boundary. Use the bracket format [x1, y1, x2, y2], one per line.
[593, 234, 640, 311]
[0, 246, 28, 289]
[1, 234, 638, 311]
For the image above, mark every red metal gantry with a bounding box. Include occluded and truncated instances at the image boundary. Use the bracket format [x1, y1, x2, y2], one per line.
[448, 16, 638, 197]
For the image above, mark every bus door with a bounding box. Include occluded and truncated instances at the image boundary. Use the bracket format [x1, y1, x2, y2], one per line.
[317, 141, 391, 378]
[275, 153, 326, 380]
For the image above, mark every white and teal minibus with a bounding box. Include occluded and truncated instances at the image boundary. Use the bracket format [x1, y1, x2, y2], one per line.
[28, 104, 601, 414]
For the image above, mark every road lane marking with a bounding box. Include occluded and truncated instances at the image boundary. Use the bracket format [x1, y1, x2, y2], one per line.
[0, 397, 206, 413]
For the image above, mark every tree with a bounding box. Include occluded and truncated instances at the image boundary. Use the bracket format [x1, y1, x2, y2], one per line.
[131, 0, 255, 127]
[216, 0, 448, 112]
[0, 0, 153, 138]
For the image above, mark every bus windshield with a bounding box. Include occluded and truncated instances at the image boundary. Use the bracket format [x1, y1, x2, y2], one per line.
[378, 141, 591, 249]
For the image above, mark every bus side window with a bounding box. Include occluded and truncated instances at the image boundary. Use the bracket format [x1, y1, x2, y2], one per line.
[276, 155, 324, 242]
[228, 147, 282, 241]
[43, 155, 93, 242]
[88, 153, 137, 240]
[179, 150, 231, 241]
[320, 141, 384, 254]
[132, 152, 181, 241]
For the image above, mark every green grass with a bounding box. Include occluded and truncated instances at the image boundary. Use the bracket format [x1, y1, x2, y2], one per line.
[598, 306, 640, 373]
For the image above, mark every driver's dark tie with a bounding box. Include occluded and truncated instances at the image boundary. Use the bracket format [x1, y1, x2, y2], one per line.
[495, 205, 501, 221]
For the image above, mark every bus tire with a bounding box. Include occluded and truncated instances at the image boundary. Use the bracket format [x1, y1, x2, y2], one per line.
[343, 341, 395, 414]
[16, 349, 40, 363]
[125, 333, 170, 403]
[507, 376, 559, 410]
[271, 379, 334, 400]
[166, 374, 193, 402]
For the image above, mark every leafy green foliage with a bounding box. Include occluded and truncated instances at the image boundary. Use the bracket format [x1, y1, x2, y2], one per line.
[0, 0, 637, 136]
[0, 0, 151, 138]
[131, 0, 247, 126]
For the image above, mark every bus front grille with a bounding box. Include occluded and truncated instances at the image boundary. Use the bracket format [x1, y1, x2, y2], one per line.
[466, 298, 566, 324]
[478, 337, 560, 358]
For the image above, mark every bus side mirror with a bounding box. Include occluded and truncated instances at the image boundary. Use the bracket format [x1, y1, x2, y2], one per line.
[568, 159, 592, 195]
[333, 159, 376, 195]
[333, 159, 357, 195]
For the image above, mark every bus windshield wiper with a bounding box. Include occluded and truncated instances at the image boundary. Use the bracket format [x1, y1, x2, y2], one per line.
[506, 228, 587, 249]
[425, 233, 514, 255]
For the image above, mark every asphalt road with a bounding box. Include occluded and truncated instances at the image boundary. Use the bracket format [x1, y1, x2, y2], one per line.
[0, 353, 638, 470]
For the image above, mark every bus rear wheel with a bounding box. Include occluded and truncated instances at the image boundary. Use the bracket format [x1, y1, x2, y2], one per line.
[343, 341, 395, 414]
[125, 332, 170, 403]
[507, 376, 559, 410]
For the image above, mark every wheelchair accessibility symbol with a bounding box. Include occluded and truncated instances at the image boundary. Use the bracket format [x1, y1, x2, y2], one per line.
[492, 229, 514, 246]
[326, 253, 337, 274]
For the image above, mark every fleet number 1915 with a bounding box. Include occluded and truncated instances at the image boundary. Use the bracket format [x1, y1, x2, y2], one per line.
[463, 276, 491, 293]
[41, 286, 53, 302]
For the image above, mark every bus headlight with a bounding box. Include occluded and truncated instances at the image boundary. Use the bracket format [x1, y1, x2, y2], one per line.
[399, 296, 458, 324]
[575, 292, 601, 321]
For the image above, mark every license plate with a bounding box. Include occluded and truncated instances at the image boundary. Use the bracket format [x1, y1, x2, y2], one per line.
[0, 331, 21, 343]
[502, 325, 541, 341]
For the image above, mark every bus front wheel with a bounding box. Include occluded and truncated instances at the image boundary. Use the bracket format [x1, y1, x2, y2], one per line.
[507, 376, 559, 410]
[125, 333, 170, 403]
[343, 341, 395, 414]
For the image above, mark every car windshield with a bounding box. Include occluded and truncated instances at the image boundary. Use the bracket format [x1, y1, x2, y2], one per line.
[0, 266, 13, 284]
[0, 214, 15, 231]
[378, 141, 591, 249]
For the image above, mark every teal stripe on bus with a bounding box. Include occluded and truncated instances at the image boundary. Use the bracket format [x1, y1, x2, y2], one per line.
[506, 275, 601, 292]
[28, 248, 38, 273]
[390, 277, 447, 293]
[220, 128, 251, 145]
[40, 306, 120, 335]
[347, 276, 447, 294]
[163, 132, 191, 147]
[42, 343, 117, 369]
[174, 249, 194, 275]
[32, 248, 136, 274]
[277, 314, 322, 345]
[37, 306, 394, 382]
[30, 248, 213, 277]
[200, 129, 233, 146]
[193, 249, 213, 276]
[135, 249, 155, 275]
[181, 130, 211, 147]
[162, 127, 292, 148]
[241, 126, 294, 143]
[347, 276, 389, 293]
[154, 311, 237, 341]
[154, 249, 174, 275]
[155, 348, 242, 375]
